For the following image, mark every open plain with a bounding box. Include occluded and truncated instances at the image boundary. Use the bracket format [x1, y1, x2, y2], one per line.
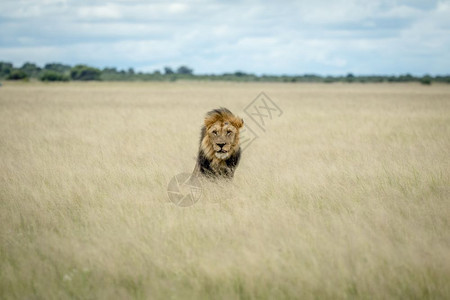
[0, 81, 449, 299]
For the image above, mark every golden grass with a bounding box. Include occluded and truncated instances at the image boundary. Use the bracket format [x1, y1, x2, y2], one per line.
[0, 81, 449, 299]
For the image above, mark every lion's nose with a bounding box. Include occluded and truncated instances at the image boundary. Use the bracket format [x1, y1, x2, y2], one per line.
[217, 143, 226, 148]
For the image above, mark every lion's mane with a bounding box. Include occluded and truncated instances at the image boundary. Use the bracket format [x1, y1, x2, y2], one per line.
[194, 108, 243, 179]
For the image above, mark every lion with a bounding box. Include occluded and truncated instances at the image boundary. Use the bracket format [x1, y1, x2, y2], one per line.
[193, 108, 244, 179]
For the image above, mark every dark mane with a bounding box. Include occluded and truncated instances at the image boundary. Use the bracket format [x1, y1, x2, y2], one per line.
[206, 107, 232, 117]
[196, 148, 241, 179]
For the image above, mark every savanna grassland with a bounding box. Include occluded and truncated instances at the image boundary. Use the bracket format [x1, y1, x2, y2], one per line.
[0, 81, 449, 299]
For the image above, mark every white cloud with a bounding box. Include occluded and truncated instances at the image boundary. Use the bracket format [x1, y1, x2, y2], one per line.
[0, 0, 449, 75]
[296, 0, 380, 25]
[77, 4, 122, 20]
[381, 5, 423, 18]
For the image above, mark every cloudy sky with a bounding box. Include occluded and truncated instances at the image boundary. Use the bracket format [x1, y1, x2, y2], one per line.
[1, 0, 449, 75]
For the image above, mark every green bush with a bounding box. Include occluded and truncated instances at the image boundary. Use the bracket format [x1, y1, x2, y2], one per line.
[177, 66, 193, 75]
[0, 62, 13, 78]
[7, 70, 28, 80]
[40, 71, 70, 82]
[420, 76, 432, 85]
[44, 63, 71, 74]
[70, 65, 101, 81]
[20, 62, 41, 77]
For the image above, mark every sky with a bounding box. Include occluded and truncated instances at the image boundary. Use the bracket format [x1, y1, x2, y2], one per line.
[1, 0, 449, 75]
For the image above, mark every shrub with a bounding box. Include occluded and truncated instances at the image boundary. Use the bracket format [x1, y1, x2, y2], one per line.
[0, 62, 13, 77]
[164, 67, 174, 75]
[346, 73, 355, 83]
[176, 66, 193, 75]
[40, 71, 69, 82]
[7, 70, 28, 80]
[20, 62, 41, 77]
[70, 65, 101, 81]
[44, 63, 71, 74]
[420, 76, 432, 85]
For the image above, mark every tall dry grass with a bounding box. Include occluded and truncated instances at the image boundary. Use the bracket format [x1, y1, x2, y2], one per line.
[0, 81, 449, 299]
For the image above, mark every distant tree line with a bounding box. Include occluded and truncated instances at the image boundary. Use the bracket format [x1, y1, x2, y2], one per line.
[0, 61, 448, 85]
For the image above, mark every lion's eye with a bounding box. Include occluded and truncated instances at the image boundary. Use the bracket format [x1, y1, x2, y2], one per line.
[227, 130, 232, 135]
[212, 130, 218, 135]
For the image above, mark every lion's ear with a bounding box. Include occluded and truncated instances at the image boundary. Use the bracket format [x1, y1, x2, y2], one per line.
[233, 117, 244, 129]
[204, 115, 217, 128]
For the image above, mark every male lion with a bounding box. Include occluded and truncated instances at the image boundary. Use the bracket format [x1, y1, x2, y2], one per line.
[193, 108, 244, 179]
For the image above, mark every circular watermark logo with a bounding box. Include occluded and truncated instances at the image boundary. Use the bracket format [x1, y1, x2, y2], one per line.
[167, 173, 202, 207]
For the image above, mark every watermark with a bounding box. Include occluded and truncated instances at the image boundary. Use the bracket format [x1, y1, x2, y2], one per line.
[243, 92, 283, 132]
[239, 92, 283, 152]
[167, 173, 202, 207]
[167, 92, 283, 206]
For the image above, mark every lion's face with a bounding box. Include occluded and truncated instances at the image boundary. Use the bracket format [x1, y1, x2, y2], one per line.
[207, 121, 239, 160]
[201, 108, 244, 162]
